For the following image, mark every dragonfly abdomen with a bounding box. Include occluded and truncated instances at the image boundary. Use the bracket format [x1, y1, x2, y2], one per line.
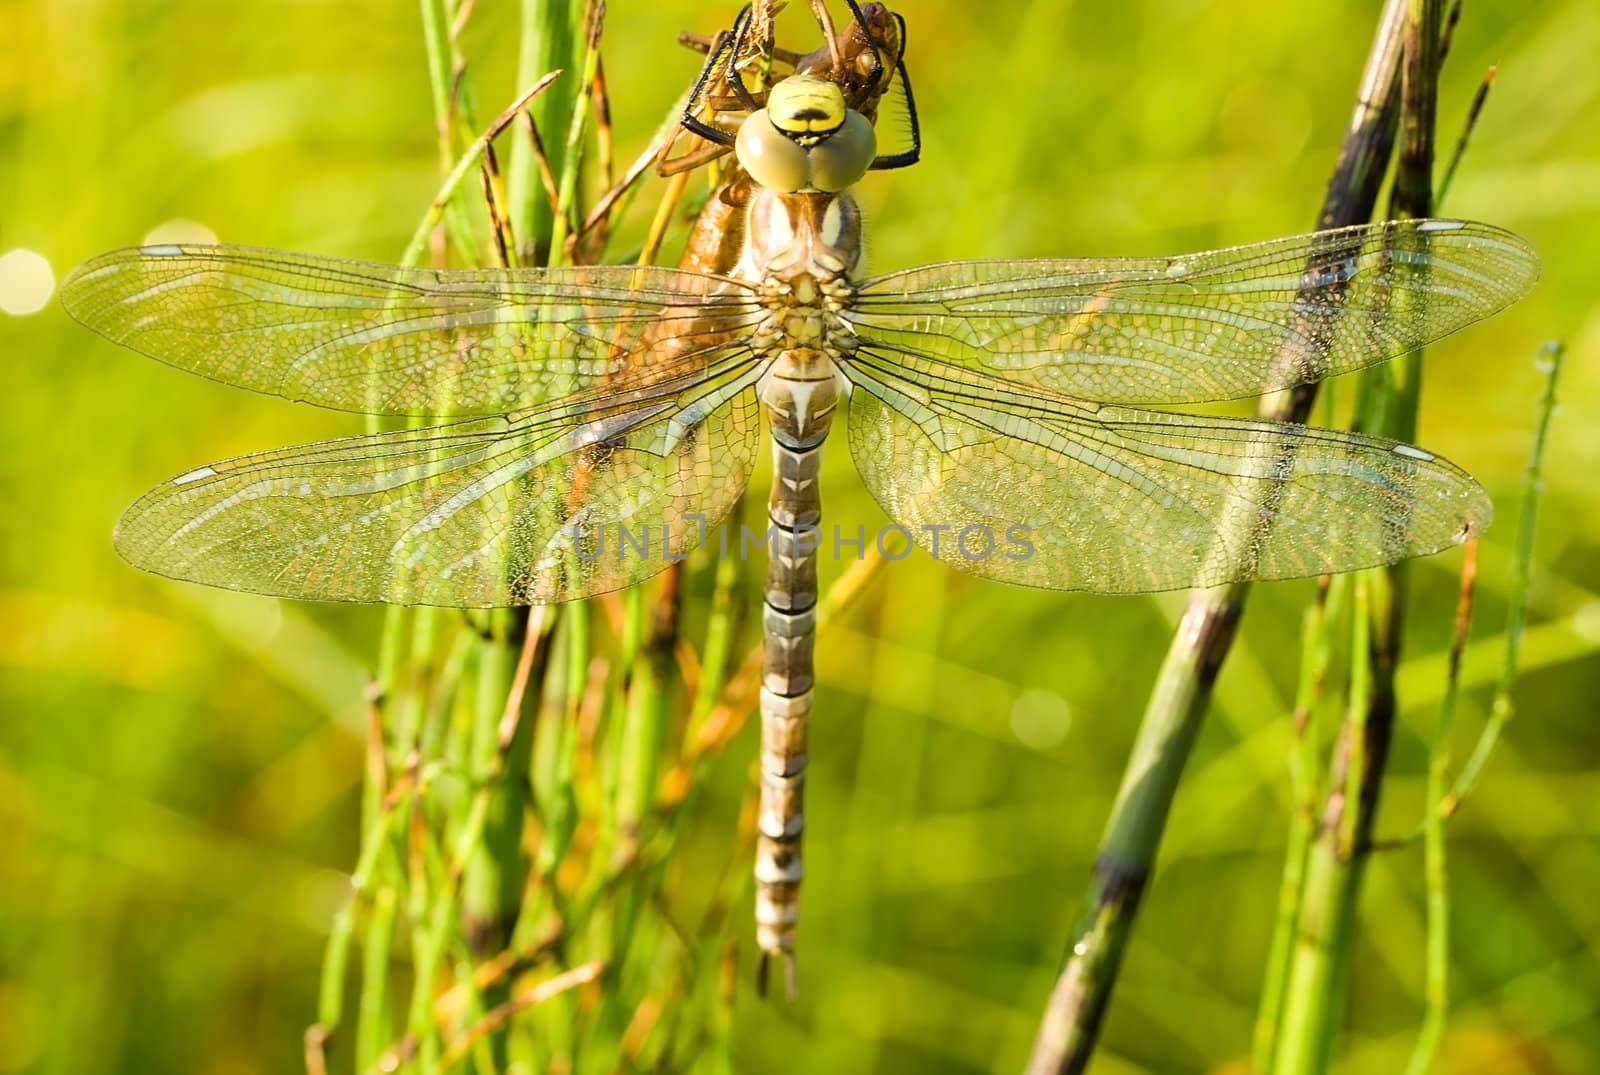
[753, 373, 834, 995]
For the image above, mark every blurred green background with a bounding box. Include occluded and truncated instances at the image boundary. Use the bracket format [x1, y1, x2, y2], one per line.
[3, 1, 1598, 1072]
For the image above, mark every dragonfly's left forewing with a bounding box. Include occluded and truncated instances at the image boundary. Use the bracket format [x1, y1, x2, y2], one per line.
[114, 364, 763, 606]
[843, 353, 1490, 594]
[849, 219, 1538, 405]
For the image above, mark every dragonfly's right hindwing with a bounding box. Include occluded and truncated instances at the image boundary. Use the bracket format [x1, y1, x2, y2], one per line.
[113, 376, 763, 606]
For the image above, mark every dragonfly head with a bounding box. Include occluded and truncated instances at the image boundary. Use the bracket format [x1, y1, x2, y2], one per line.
[736, 74, 876, 194]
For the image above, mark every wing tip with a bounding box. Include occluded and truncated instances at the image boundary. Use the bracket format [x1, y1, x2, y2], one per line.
[1433, 217, 1543, 300]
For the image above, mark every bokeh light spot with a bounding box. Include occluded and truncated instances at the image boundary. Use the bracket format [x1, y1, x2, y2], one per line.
[1009, 688, 1072, 750]
[0, 248, 55, 316]
[141, 218, 220, 246]
[1574, 602, 1600, 644]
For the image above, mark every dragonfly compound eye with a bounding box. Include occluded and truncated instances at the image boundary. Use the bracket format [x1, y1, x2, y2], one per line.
[736, 109, 813, 193]
[806, 110, 875, 193]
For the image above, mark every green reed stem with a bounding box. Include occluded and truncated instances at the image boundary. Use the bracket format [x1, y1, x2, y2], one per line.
[547, 4, 604, 265]
[399, 70, 566, 269]
[690, 535, 747, 729]
[450, 0, 583, 1062]
[321, 1, 579, 1068]
[1268, 4, 1440, 1071]
[1446, 342, 1565, 811]
[1253, 574, 1345, 1070]
[355, 886, 398, 1071]
[621, 586, 676, 839]
[420, 0, 481, 258]
[1404, 543, 1474, 1075]
[332, 0, 488, 1033]
[533, 606, 585, 879]
[458, 608, 532, 1067]
[318, 900, 356, 1034]
[1024, 3, 1409, 1071]
[509, 0, 583, 260]
[1404, 342, 1563, 1074]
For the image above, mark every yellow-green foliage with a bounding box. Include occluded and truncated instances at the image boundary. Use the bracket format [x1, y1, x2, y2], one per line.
[2, 2, 1596, 1073]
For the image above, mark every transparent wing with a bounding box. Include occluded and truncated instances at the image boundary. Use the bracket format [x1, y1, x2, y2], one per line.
[62, 244, 763, 416]
[114, 359, 763, 606]
[844, 353, 1490, 594]
[851, 219, 1538, 405]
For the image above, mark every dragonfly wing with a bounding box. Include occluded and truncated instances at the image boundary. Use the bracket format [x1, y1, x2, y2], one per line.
[851, 219, 1538, 405]
[115, 360, 763, 606]
[62, 244, 763, 416]
[844, 353, 1490, 594]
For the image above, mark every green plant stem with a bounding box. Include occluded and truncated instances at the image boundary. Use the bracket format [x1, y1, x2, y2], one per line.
[1025, 587, 1242, 1071]
[327, 1, 579, 1067]
[397, 69, 566, 268]
[339, 6, 494, 1052]
[690, 537, 746, 730]
[1269, 4, 1440, 1072]
[1271, 569, 1396, 1074]
[447, 0, 581, 1062]
[1023, 3, 1411, 1070]
[1446, 343, 1566, 813]
[355, 886, 399, 1071]
[1405, 541, 1475, 1075]
[509, 0, 583, 262]
[1253, 574, 1346, 1070]
[458, 608, 533, 1068]
[621, 579, 678, 841]
[547, 4, 605, 265]
[1401, 342, 1563, 1075]
[420, 0, 482, 258]
[338, 2, 484, 1024]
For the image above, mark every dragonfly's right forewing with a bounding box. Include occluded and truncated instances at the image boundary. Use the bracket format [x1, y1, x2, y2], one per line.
[114, 359, 764, 606]
[63, 244, 764, 417]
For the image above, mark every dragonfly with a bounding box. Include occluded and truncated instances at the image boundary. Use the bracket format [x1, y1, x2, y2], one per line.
[62, 6, 1537, 997]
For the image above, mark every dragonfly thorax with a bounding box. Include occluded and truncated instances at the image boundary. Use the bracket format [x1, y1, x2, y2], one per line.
[740, 188, 863, 281]
[742, 188, 856, 333]
[752, 267, 854, 449]
[740, 187, 861, 450]
[755, 273, 852, 345]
